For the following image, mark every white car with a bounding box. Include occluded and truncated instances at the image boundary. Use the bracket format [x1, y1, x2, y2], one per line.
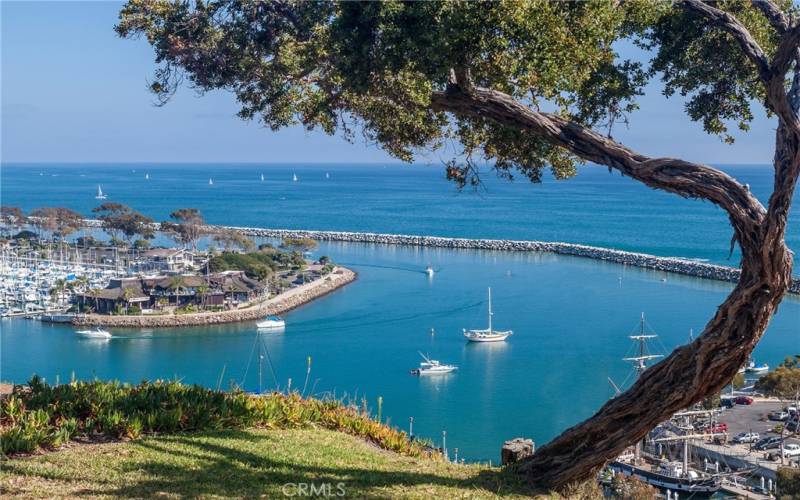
[783, 443, 800, 457]
[733, 432, 760, 444]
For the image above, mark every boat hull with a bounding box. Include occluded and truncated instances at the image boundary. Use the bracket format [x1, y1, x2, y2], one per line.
[463, 330, 512, 342]
[256, 320, 285, 329]
[609, 461, 720, 495]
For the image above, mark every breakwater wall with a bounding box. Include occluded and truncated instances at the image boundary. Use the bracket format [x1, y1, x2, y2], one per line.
[226, 226, 800, 294]
[80, 220, 800, 294]
[72, 267, 356, 328]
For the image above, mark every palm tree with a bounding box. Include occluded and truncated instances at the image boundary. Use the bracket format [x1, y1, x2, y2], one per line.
[87, 288, 101, 313]
[121, 287, 134, 315]
[196, 283, 209, 309]
[169, 276, 185, 307]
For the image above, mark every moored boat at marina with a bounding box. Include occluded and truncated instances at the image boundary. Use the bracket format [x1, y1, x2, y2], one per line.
[744, 358, 769, 374]
[609, 455, 721, 495]
[463, 287, 512, 342]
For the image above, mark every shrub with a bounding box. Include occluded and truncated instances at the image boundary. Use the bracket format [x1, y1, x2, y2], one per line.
[0, 377, 424, 459]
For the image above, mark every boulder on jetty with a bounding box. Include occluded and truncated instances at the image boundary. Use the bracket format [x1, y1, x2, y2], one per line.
[501, 438, 535, 465]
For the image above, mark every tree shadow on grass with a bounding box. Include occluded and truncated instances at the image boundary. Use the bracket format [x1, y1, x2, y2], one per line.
[15, 430, 541, 498]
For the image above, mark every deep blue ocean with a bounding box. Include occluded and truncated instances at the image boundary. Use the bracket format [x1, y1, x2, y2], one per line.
[1, 163, 798, 462]
[2, 162, 798, 264]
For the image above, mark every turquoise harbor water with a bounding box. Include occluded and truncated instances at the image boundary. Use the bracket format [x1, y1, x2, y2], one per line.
[1, 163, 799, 461]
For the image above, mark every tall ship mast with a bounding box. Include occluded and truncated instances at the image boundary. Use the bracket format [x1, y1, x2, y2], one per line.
[623, 312, 663, 376]
[607, 313, 722, 495]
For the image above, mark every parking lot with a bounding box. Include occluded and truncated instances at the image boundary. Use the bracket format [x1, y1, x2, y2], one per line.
[718, 399, 800, 455]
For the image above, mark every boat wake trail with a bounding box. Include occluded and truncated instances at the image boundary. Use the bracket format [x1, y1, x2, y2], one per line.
[336, 262, 438, 275]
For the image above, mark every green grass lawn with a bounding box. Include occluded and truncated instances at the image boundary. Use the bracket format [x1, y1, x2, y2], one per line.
[1, 428, 588, 499]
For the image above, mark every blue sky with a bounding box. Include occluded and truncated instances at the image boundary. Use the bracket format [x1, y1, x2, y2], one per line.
[1, 1, 778, 164]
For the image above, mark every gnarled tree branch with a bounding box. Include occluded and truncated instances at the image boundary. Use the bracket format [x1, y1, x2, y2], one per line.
[430, 84, 765, 234]
[751, 0, 790, 32]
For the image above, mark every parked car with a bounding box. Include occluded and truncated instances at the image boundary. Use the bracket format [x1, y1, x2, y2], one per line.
[783, 443, 800, 457]
[770, 410, 790, 421]
[787, 419, 799, 432]
[702, 422, 728, 434]
[733, 432, 760, 444]
[734, 396, 754, 405]
[755, 436, 782, 450]
[720, 398, 735, 409]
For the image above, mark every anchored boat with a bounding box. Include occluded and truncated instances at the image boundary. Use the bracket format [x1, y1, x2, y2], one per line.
[463, 287, 512, 342]
[95, 186, 107, 200]
[410, 352, 457, 375]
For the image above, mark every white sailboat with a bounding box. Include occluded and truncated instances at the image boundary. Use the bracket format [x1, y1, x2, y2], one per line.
[208, 178, 214, 186]
[145, 173, 149, 180]
[261, 174, 265, 182]
[463, 287, 512, 342]
[410, 352, 457, 375]
[95, 186, 107, 200]
[292, 173, 298, 182]
[325, 172, 330, 179]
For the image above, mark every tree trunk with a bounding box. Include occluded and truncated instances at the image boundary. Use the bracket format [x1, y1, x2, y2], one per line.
[517, 119, 799, 491]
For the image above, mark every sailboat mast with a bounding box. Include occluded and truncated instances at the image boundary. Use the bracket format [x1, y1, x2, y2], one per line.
[488, 287, 493, 333]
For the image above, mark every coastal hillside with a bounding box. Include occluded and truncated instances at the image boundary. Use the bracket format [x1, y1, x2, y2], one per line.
[1, 428, 555, 499]
[0, 379, 618, 499]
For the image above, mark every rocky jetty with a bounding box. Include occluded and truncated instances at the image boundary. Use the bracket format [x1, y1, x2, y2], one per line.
[218, 226, 800, 294]
[72, 267, 356, 328]
[80, 219, 800, 293]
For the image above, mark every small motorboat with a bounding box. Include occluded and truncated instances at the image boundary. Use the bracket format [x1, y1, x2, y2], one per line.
[257, 315, 285, 329]
[410, 352, 457, 375]
[76, 327, 112, 339]
[463, 287, 512, 342]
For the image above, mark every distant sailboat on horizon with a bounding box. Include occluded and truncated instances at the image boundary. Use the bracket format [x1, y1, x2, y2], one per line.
[325, 172, 330, 179]
[95, 186, 107, 200]
[292, 173, 298, 182]
[209, 178, 214, 186]
[145, 173, 150, 180]
[261, 174, 265, 182]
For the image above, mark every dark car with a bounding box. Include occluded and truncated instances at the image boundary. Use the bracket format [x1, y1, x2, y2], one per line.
[754, 436, 781, 450]
[721, 398, 735, 408]
[734, 396, 754, 405]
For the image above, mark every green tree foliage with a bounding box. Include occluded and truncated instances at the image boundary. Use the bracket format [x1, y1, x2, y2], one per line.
[212, 228, 256, 252]
[755, 364, 800, 403]
[93, 203, 155, 245]
[115, 0, 789, 183]
[280, 237, 318, 252]
[29, 207, 83, 243]
[209, 247, 306, 280]
[161, 208, 205, 251]
[777, 467, 800, 499]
